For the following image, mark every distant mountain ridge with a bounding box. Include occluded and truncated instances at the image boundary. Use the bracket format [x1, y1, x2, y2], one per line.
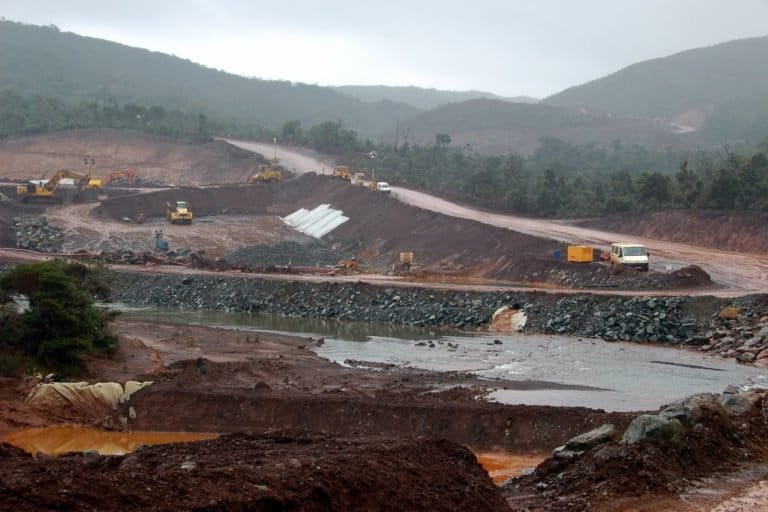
[333, 85, 537, 110]
[543, 35, 768, 129]
[400, 98, 683, 155]
[0, 20, 419, 138]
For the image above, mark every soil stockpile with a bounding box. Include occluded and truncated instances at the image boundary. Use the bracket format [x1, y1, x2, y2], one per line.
[225, 240, 348, 266]
[94, 184, 276, 219]
[110, 271, 739, 343]
[0, 434, 509, 512]
[0, 129, 266, 186]
[96, 175, 714, 290]
[503, 388, 768, 511]
[574, 209, 768, 254]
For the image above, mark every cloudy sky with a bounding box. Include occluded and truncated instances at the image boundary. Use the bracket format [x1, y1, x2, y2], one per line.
[2, 0, 767, 97]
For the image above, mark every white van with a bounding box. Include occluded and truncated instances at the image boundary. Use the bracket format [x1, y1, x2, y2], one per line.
[376, 182, 391, 193]
[610, 243, 649, 271]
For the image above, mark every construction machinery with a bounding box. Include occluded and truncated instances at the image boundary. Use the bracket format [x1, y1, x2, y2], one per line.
[16, 170, 91, 204]
[332, 165, 351, 180]
[351, 172, 366, 186]
[167, 201, 193, 224]
[248, 164, 282, 183]
[88, 168, 137, 188]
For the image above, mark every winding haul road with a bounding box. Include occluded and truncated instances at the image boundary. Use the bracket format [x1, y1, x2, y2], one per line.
[227, 139, 768, 295]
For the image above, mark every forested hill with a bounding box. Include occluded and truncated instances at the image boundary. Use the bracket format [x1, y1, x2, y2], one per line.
[543, 35, 768, 124]
[0, 20, 419, 138]
[333, 85, 537, 110]
[400, 98, 683, 155]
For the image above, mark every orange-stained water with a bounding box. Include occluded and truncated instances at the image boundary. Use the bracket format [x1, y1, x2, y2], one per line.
[2, 426, 218, 457]
[474, 452, 547, 485]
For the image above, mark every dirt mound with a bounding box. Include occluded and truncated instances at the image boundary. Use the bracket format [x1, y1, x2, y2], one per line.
[0, 129, 266, 186]
[504, 390, 768, 510]
[94, 184, 276, 219]
[0, 433, 509, 511]
[225, 240, 347, 266]
[574, 210, 768, 254]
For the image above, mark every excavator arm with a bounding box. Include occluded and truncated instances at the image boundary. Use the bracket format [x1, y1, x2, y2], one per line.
[45, 170, 90, 191]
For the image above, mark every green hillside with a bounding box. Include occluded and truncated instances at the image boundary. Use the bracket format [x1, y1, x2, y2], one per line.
[544, 35, 768, 122]
[333, 85, 537, 110]
[0, 20, 419, 137]
[402, 98, 683, 155]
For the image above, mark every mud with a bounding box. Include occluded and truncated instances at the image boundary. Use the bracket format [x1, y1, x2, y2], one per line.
[504, 392, 768, 511]
[103, 321, 632, 452]
[575, 210, 768, 254]
[0, 434, 509, 511]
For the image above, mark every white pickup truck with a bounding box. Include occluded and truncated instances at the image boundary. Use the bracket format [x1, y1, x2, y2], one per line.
[610, 243, 649, 271]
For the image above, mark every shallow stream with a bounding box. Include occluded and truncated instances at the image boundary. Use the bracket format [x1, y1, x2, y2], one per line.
[116, 306, 768, 412]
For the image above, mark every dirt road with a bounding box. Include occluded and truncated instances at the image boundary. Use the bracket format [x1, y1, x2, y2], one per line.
[224, 140, 768, 294]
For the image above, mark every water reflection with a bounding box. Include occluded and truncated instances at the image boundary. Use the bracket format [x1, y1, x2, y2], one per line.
[3, 426, 218, 457]
[115, 305, 459, 342]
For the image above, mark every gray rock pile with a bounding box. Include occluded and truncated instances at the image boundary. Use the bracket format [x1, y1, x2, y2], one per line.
[692, 302, 768, 366]
[0, 192, 12, 205]
[13, 216, 63, 253]
[109, 272, 712, 338]
[530, 295, 698, 344]
[225, 241, 348, 267]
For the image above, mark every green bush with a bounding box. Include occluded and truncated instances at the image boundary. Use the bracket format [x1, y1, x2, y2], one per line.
[0, 260, 118, 376]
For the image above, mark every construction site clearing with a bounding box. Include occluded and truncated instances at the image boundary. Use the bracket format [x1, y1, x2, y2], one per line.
[2, 131, 768, 510]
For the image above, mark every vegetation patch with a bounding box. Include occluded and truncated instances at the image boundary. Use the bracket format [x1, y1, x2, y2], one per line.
[0, 260, 117, 376]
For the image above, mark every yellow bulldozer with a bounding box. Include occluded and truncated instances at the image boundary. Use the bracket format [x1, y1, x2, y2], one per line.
[332, 165, 351, 180]
[248, 164, 282, 183]
[16, 170, 91, 204]
[167, 201, 193, 224]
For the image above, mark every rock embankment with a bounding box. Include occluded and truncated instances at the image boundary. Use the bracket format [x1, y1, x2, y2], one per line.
[505, 386, 768, 511]
[13, 217, 63, 253]
[109, 271, 757, 345]
[691, 299, 768, 367]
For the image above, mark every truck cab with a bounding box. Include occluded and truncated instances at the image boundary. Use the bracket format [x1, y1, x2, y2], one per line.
[610, 243, 649, 271]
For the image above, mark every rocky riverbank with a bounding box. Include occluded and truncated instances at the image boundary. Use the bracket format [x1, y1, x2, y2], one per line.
[108, 271, 763, 347]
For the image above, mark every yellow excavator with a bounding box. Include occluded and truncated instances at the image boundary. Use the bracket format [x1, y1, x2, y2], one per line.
[16, 170, 91, 204]
[167, 201, 193, 224]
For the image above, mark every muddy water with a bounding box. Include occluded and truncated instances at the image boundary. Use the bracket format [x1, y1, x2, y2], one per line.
[117, 307, 768, 412]
[475, 452, 547, 484]
[3, 426, 218, 456]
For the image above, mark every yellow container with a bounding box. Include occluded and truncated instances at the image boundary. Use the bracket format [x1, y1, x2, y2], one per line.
[567, 246, 593, 263]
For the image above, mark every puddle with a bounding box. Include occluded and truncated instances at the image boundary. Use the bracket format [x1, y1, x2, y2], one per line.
[2, 426, 218, 457]
[474, 452, 547, 484]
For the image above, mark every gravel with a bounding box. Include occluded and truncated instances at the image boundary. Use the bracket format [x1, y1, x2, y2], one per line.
[224, 241, 348, 266]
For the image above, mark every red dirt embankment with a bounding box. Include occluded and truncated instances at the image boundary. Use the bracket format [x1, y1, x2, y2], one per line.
[0, 129, 265, 186]
[574, 210, 768, 254]
[0, 434, 509, 511]
[93, 184, 276, 218]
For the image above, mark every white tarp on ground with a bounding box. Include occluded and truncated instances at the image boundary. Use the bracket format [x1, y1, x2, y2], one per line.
[283, 204, 349, 238]
[26, 381, 153, 417]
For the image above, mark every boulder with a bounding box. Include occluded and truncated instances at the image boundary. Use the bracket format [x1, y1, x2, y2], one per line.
[719, 392, 762, 417]
[622, 414, 684, 446]
[564, 423, 619, 452]
[659, 393, 728, 427]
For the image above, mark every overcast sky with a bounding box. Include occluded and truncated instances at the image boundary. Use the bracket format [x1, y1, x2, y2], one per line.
[2, 0, 767, 97]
